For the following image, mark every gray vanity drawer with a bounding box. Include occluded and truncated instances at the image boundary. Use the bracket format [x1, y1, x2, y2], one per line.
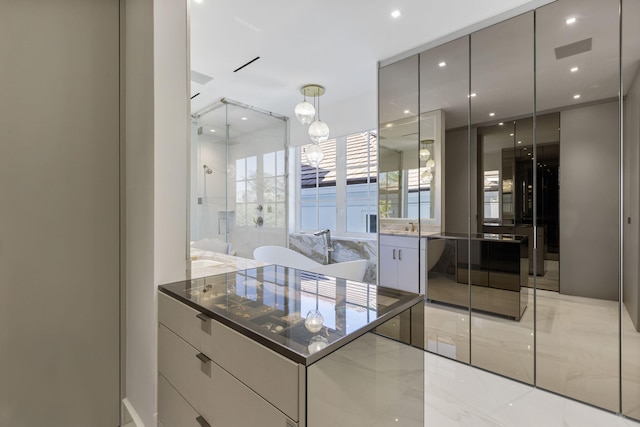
[158, 374, 203, 427]
[158, 292, 300, 421]
[158, 324, 296, 427]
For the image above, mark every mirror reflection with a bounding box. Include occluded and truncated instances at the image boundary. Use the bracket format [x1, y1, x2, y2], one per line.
[535, 0, 621, 411]
[621, 0, 640, 420]
[380, 1, 640, 415]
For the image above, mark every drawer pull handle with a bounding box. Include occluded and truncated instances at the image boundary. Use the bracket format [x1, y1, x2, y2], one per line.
[392, 249, 396, 260]
[196, 352, 211, 364]
[398, 249, 402, 261]
[196, 312, 211, 322]
[196, 415, 211, 427]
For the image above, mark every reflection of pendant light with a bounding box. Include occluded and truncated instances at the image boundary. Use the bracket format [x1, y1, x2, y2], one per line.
[419, 139, 433, 163]
[420, 169, 433, 184]
[426, 159, 435, 170]
[305, 143, 324, 168]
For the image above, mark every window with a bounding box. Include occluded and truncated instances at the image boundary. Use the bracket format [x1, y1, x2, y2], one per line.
[484, 170, 500, 221]
[298, 131, 378, 236]
[235, 150, 286, 228]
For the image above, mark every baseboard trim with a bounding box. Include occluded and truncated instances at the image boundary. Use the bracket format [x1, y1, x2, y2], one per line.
[122, 398, 145, 427]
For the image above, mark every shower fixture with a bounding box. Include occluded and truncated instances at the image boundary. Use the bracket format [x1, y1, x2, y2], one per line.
[203, 165, 213, 174]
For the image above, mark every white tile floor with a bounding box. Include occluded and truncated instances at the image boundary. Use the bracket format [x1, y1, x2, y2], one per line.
[424, 286, 640, 415]
[423, 350, 640, 427]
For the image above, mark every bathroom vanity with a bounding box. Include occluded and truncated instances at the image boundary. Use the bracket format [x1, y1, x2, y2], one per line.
[157, 265, 423, 427]
[426, 232, 528, 320]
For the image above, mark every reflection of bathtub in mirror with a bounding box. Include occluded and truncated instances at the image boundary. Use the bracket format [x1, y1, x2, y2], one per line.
[427, 238, 446, 271]
[253, 245, 368, 282]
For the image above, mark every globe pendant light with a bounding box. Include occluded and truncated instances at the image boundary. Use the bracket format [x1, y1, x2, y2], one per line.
[305, 143, 324, 168]
[309, 119, 330, 143]
[294, 96, 315, 125]
[419, 139, 433, 163]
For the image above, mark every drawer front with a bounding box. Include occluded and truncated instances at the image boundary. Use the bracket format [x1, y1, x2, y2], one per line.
[158, 374, 203, 427]
[159, 292, 211, 350]
[159, 292, 299, 421]
[203, 319, 300, 421]
[159, 323, 295, 427]
[158, 324, 207, 413]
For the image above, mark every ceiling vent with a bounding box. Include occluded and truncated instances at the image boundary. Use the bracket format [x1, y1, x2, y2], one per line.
[555, 38, 592, 60]
[190, 70, 214, 85]
[233, 56, 261, 73]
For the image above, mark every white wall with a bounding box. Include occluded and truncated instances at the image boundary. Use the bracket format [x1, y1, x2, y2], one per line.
[560, 101, 619, 301]
[124, 0, 188, 425]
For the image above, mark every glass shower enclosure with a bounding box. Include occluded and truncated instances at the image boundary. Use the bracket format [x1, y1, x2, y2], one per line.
[190, 98, 288, 259]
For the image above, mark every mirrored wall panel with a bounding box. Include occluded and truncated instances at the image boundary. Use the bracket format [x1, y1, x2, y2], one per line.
[378, 0, 640, 419]
[420, 36, 471, 364]
[535, 0, 620, 411]
[470, 11, 534, 384]
[622, 0, 640, 420]
[378, 55, 419, 223]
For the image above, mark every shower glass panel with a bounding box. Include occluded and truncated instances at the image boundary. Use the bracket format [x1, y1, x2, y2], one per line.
[622, 0, 640, 420]
[470, 12, 534, 384]
[536, 0, 620, 412]
[191, 100, 288, 259]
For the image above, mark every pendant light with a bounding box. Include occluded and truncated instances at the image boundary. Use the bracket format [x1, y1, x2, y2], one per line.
[419, 139, 433, 163]
[308, 89, 330, 143]
[297, 85, 330, 143]
[294, 93, 315, 125]
[305, 143, 324, 168]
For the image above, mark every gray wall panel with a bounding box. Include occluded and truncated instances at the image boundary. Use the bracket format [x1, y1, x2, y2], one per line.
[0, 0, 120, 425]
[560, 101, 619, 300]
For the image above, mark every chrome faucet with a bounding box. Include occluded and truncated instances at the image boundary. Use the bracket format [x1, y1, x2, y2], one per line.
[313, 229, 334, 264]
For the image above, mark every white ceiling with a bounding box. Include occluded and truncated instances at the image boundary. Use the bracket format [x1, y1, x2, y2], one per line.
[189, 0, 546, 119]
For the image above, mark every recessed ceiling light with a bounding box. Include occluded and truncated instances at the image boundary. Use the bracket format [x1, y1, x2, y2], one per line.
[570, 67, 579, 72]
[498, 122, 504, 126]
[510, 133, 514, 136]
[391, 10, 401, 18]
[241, 117, 248, 120]
[468, 93, 477, 98]
[524, 147, 527, 150]
[209, 129, 216, 132]
[518, 141, 522, 144]
[573, 94, 581, 99]
[566, 17, 576, 25]
[489, 112, 495, 117]
[438, 61, 447, 67]
[404, 110, 410, 114]
[386, 123, 393, 128]
[528, 153, 532, 156]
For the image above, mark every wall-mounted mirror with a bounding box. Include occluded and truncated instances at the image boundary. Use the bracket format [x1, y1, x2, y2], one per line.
[379, 0, 640, 419]
[623, 0, 640, 420]
[535, 0, 621, 411]
[420, 36, 471, 363]
[378, 55, 444, 228]
[470, 11, 535, 384]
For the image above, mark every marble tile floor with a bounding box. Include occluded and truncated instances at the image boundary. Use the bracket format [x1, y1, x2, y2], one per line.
[423, 350, 640, 427]
[308, 332, 640, 427]
[424, 286, 640, 417]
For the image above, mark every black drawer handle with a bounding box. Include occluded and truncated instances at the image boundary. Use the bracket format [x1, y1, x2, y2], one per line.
[196, 352, 211, 364]
[196, 415, 211, 427]
[196, 312, 211, 322]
